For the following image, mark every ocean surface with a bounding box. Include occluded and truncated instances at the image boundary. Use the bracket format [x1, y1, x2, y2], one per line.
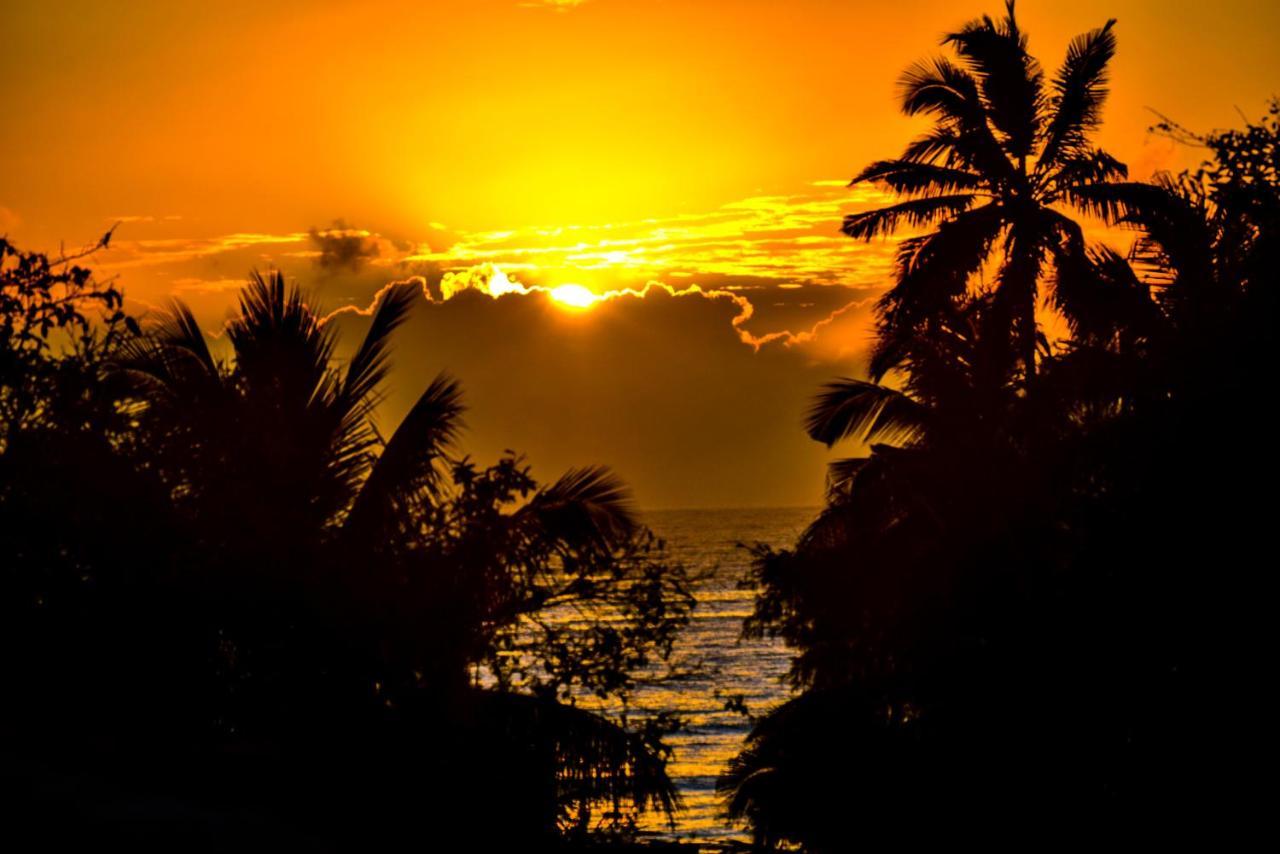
[624, 507, 815, 844]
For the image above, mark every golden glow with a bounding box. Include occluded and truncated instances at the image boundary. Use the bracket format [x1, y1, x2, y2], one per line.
[7, 0, 1277, 264]
[548, 283, 599, 309]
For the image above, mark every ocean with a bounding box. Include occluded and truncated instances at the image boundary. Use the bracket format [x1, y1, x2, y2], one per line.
[627, 506, 816, 844]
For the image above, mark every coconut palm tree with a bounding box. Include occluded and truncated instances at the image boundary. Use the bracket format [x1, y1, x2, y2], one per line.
[742, 296, 1050, 694]
[123, 272, 460, 559]
[728, 73, 1277, 854]
[843, 0, 1125, 385]
[122, 271, 686, 835]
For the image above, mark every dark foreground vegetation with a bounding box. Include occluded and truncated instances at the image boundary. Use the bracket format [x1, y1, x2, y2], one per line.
[1, 246, 696, 845]
[723, 4, 1278, 849]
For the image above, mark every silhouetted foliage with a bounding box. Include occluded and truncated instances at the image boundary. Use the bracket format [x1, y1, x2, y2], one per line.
[1, 230, 135, 443]
[843, 0, 1126, 384]
[726, 8, 1277, 849]
[2, 263, 694, 845]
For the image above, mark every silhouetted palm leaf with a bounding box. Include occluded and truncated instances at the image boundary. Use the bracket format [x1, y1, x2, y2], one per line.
[338, 281, 419, 417]
[344, 373, 463, 540]
[842, 195, 977, 240]
[518, 466, 637, 556]
[1038, 18, 1117, 173]
[1069, 178, 1217, 290]
[805, 379, 927, 448]
[1049, 225, 1155, 342]
[824, 456, 871, 501]
[869, 204, 1006, 379]
[228, 271, 335, 413]
[852, 159, 984, 198]
[1053, 148, 1129, 193]
[155, 300, 219, 377]
[944, 1, 1044, 160]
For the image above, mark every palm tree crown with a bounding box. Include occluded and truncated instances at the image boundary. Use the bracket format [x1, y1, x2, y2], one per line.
[844, 0, 1124, 384]
[122, 271, 462, 559]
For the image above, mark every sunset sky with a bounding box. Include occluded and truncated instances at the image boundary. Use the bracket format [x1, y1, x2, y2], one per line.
[4, 0, 1278, 507]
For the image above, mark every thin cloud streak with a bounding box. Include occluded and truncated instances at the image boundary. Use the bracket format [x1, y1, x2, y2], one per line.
[407, 183, 899, 289]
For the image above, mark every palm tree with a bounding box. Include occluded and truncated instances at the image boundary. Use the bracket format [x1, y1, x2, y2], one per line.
[123, 272, 460, 559]
[122, 271, 684, 835]
[843, 0, 1125, 385]
[728, 66, 1277, 852]
[741, 296, 1046, 693]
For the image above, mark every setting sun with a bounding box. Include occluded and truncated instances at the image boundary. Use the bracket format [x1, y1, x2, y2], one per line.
[548, 283, 599, 309]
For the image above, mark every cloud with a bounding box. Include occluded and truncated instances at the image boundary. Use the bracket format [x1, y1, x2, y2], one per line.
[313, 182, 900, 354]
[89, 178, 897, 366]
[308, 219, 381, 272]
[108, 214, 183, 224]
[403, 182, 900, 295]
[98, 231, 310, 271]
[324, 276, 853, 509]
[92, 180, 904, 372]
[94, 180, 899, 323]
[323, 262, 875, 356]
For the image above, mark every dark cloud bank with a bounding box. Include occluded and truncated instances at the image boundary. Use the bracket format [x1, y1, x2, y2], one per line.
[327, 283, 872, 509]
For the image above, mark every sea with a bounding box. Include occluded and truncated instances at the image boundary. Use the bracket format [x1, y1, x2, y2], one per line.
[625, 507, 816, 844]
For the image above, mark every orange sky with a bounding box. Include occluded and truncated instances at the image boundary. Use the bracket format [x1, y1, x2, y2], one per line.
[3, 0, 1278, 507]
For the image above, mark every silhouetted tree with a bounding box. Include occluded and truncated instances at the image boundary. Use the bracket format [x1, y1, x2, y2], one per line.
[3, 263, 694, 845]
[844, 0, 1125, 384]
[1, 229, 134, 444]
[726, 5, 1277, 844]
[119, 272, 693, 839]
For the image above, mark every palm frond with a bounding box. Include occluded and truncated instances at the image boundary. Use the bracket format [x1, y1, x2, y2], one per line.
[227, 270, 336, 413]
[870, 204, 1005, 378]
[842, 195, 977, 241]
[943, 0, 1044, 160]
[1050, 148, 1128, 197]
[852, 159, 983, 198]
[155, 300, 218, 376]
[1063, 180, 1175, 225]
[344, 373, 464, 539]
[1039, 18, 1117, 173]
[339, 281, 419, 416]
[825, 457, 871, 501]
[1074, 177, 1216, 293]
[1047, 222, 1154, 341]
[519, 466, 638, 556]
[805, 379, 927, 448]
[898, 57, 1015, 181]
[898, 56, 981, 121]
[114, 300, 224, 403]
[900, 127, 966, 166]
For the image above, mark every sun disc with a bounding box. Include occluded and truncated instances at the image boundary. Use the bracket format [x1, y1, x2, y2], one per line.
[548, 284, 599, 309]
